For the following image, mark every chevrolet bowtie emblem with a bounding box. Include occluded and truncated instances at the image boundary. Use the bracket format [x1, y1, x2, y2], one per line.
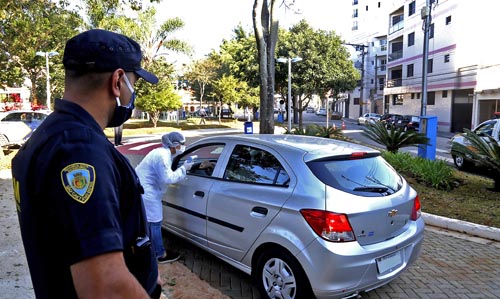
[388, 209, 398, 217]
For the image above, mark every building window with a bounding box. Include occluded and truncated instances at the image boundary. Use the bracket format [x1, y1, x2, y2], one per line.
[378, 2, 381, 8]
[427, 91, 435, 105]
[353, 8, 358, 18]
[407, 64, 414, 77]
[392, 94, 404, 105]
[446, 15, 452, 25]
[366, 5, 368, 11]
[353, 0, 358, 5]
[429, 23, 434, 39]
[380, 39, 387, 51]
[354, 98, 360, 105]
[380, 59, 387, 71]
[408, 1, 416, 16]
[352, 21, 358, 30]
[428, 59, 433, 73]
[442, 90, 448, 98]
[378, 78, 384, 90]
[444, 54, 450, 63]
[411, 93, 415, 99]
[417, 93, 420, 99]
[408, 32, 415, 46]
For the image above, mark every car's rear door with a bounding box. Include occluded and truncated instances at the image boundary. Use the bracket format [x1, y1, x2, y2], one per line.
[206, 143, 293, 261]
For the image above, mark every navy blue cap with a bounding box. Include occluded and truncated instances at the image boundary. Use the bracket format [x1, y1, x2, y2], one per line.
[63, 29, 158, 84]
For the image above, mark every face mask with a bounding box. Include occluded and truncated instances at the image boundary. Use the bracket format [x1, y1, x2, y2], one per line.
[107, 75, 137, 128]
[176, 145, 186, 155]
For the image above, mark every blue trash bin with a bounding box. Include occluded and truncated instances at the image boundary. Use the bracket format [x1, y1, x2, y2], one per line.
[244, 121, 253, 134]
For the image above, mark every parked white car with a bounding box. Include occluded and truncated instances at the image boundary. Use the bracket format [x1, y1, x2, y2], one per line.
[358, 113, 381, 125]
[0, 110, 51, 147]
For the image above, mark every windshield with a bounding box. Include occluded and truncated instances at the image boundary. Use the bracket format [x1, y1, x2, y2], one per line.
[307, 156, 403, 196]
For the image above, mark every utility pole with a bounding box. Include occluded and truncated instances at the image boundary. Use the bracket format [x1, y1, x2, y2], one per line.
[420, 0, 432, 116]
[359, 48, 366, 116]
[343, 43, 368, 116]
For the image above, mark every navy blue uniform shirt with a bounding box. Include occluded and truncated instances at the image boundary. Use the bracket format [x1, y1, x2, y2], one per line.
[11, 99, 158, 298]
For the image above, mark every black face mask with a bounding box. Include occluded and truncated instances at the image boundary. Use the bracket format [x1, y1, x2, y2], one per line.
[107, 75, 137, 128]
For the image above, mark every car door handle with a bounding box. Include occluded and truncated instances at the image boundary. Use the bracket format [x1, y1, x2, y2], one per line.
[194, 191, 205, 197]
[251, 206, 268, 218]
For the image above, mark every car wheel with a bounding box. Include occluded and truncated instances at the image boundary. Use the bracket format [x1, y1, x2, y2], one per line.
[453, 153, 469, 170]
[254, 248, 313, 299]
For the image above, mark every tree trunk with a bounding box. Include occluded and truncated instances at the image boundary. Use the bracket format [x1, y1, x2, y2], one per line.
[253, 0, 279, 134]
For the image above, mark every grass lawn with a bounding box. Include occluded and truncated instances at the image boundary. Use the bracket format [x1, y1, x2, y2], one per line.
[2, 118, 498, 228]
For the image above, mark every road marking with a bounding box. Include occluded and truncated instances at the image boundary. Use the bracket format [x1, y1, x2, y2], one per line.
[129, 142, 161, 151]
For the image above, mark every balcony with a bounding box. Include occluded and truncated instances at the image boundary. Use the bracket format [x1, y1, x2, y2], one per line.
[388, 50, 403, 62]
[389, 20, 404, 35]
[386, 78, 402, 88]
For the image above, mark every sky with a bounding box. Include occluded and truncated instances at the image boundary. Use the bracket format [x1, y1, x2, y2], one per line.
[152, 0, 353, 64]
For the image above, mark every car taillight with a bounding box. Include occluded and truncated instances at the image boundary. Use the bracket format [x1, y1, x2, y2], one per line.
[410, 195, 421, 220]
[300, 209, 356, 242]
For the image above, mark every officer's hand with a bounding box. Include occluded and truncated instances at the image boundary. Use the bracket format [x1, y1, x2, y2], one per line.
[183, 160, 194, 171]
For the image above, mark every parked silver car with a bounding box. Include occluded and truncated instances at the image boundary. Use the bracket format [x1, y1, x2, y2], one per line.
[163, 134, 424, 299]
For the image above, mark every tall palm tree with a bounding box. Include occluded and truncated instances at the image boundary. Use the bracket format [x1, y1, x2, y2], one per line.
[362, 121, 430, 153]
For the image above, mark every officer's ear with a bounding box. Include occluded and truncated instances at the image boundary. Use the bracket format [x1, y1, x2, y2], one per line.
[110, 69, 125, 98]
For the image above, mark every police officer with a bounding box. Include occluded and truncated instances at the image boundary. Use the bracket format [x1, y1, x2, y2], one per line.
[12, 29, 161, 299]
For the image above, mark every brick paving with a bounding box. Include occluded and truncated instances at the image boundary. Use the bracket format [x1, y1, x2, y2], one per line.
[166, 227, 500, 299]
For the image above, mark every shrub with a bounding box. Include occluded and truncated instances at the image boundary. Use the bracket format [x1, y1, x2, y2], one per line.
[286, 124, 350, 141]
[362, 121, 430, 153]
[382, 152, 455, 191]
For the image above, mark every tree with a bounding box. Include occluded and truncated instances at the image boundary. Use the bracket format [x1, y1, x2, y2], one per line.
[211, 75, 248, 122]
[276, 20, 358, 130]
[361, 121, 430, 153]
[252, 0, 280, 134]
[0, 0, 82, 106]
[185, 56, 220, 114]
[135, 59, 182, 127]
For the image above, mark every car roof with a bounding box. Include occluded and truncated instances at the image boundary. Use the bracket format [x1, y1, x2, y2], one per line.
[192, 134, 380, 161]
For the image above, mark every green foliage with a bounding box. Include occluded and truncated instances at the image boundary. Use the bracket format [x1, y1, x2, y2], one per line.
[362, 121, 430, 153]
[454, 128, 500, 190]
[0, 0, 82, 104]
[276, 21, 359, 119]
[382, 152, 455, 191]
[285, 124, 350, 141]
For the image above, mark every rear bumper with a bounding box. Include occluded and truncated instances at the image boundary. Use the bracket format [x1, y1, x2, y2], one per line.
[297, 218, 425, 299]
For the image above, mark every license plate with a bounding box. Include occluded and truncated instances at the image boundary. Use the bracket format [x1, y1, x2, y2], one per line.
[376, 250, 403, 274]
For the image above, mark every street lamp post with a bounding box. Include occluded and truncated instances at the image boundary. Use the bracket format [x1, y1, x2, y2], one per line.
[277, 57, 302, 132]
[36, 51, 59, 110]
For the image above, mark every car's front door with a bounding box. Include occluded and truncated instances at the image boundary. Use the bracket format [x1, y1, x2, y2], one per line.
[206, 144, 292, 261]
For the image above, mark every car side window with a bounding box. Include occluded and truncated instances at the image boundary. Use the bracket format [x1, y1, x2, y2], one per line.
[223, 145, 289, 186]
[475, 121, 495, 137]
[179, 144, 224, 177]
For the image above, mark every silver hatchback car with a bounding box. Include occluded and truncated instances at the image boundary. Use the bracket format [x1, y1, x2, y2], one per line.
[163, 134, 424, 299]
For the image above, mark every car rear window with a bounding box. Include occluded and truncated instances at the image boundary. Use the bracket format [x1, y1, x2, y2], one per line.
[307, 156, 403, 196]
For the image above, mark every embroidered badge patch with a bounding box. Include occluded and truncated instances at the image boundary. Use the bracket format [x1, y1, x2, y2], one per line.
[61, 163, 96, 204]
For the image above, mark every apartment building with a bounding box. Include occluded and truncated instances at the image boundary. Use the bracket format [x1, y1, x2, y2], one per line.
[348, 0, 500, 132]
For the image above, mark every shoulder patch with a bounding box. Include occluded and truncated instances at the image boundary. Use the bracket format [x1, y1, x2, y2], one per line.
[61, 163, 96, 204]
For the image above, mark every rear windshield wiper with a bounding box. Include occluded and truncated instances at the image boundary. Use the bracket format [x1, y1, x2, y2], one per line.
[353, 186, 389, 193]
[365, 175, 396, 194]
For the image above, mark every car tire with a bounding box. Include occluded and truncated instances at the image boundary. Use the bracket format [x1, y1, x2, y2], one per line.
[452, 153, 469, 170]
[254, 248, 313, 299]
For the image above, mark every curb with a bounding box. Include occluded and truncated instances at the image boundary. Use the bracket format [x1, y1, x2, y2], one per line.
[422, 212, 500, 242]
